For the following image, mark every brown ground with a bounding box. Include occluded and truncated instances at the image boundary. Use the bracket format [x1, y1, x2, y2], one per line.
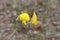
[0, 0, 60, 40]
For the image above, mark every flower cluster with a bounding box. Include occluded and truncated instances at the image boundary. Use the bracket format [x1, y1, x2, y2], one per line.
[17, 11, 38, 26]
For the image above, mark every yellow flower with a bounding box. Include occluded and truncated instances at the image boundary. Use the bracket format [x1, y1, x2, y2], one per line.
[18, 12, 30, 25]
[31, 11, 38, 26]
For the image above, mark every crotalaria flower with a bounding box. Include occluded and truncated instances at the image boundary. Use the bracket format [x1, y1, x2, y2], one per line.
[18, 12, 30, 25]
[31, 12, 38, 26]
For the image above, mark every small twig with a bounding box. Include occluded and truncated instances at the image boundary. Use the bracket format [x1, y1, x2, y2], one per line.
[46, 33, 60, 38]
[5, 29, 17, 40]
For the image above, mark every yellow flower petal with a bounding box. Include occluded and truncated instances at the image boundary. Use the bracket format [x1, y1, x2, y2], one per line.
[31, 11, 38, 26]
[22, 21, 26, 25]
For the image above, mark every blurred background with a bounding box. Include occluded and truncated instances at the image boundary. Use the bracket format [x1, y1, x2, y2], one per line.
[0, 0, 60, 40]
